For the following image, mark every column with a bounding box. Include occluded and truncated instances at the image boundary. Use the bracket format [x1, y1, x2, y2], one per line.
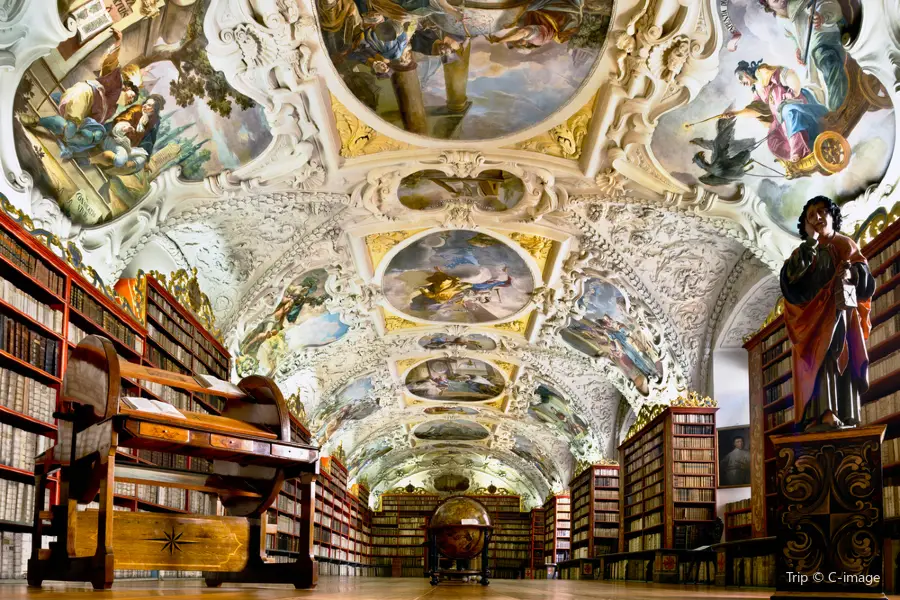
[442, 41, 471, 113]
[390, 63, 428, 134]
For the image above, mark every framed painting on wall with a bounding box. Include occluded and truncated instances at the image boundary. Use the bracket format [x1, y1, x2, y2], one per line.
[718, 425, 751, 488]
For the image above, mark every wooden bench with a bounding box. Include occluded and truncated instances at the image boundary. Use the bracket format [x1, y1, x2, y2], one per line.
[27, 335, 320, 590]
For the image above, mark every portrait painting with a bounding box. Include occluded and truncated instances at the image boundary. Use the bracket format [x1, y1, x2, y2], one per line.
[236, 268, 349, 376]
[650, 0, 894, 234]
[313, 376, 378, 443]
[527, 383, 588, 441]
[413, 419, 491, 441]
[316, 0, 614, 139]
[405, 358, 505, 401]
[398, 169, 525, 211]
[13, 0, 272, 226]
[383, 230, 535, 324]
[432, 472, 471, 492]
[418, 332, 497, 351]
[561, 278, 662, 396]
[423, 405, 480, 415]
[718, 425, 751, 488]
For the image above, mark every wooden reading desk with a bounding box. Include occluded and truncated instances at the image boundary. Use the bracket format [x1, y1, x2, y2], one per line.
[27, 335, 320, 589]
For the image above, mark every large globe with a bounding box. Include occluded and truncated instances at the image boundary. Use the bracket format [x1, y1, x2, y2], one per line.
[429, 496, 492, 560]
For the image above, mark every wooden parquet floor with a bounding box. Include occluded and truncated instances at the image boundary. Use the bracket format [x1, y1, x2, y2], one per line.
[0, 577, 784, 600]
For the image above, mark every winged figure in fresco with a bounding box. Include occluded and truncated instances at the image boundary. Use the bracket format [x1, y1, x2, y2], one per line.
[690, 114, 758, 186]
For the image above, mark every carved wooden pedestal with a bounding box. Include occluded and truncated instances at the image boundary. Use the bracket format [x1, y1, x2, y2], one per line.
[770, 425, 887, 600]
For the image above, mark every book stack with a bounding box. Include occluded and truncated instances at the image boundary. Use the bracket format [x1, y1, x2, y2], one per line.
[0, 532, 32, 579]
[0, 276, 62, 334]
[0, 230, 64, 296]
[0, 424, 51, 472]
[0, 315, 59, 376]
[0, 368, 55, 424]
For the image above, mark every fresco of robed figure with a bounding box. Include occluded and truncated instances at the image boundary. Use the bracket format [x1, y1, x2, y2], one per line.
[405, 358, 505, 400]
[383, 230, 535, 324]
[316, 0, 614, 139]
[13, 0, 272, 226]
[561, 278, 662, 396]
[651, 0, 893, 235]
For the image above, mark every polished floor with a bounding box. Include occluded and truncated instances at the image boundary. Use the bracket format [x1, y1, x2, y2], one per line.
[0, 577, 786, 600]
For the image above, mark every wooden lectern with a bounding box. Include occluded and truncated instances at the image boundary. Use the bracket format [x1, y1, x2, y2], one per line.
[27, 335, 320, 590]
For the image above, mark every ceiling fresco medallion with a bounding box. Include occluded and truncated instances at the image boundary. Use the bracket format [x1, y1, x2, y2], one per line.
[652, 2, 894, 234]
[418, 332, 497, 351]
[561, 278, 662, 396]
[423, 405, 480, 415]
[313, 376, 379, 443]
[382, 229, 535, 323]
[350, 437, 394, 474]
[398, 169, 525, 211]
[13, 0, 272, 226]
[527, 382, 589, 442]
[236, 268, 349, 376]
[316, 0, 614, 140]
[413, 419, 491, 441]
[405, 357, 505, 401]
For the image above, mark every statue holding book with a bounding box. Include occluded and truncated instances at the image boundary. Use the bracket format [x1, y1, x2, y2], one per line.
[779, 196, 875, 431]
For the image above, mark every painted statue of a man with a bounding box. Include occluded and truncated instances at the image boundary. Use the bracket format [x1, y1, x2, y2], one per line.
[780, 196, 875, 431]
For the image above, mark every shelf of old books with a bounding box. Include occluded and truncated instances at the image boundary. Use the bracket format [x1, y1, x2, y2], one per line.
[618, 405, 718, 553]
[306, 456, 374, 576]
[464, 494, 529, 579]
[542, 493, 571, 571]
[371, 490, 439, 577]
[745, 213, 900, 542]
[723, 499, 752, 543]
[569, 463, 620, 560]
[528, 507, 546, 579]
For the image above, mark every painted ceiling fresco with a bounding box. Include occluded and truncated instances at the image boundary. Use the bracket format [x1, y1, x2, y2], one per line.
[14, 0, 271, 226]
[398, 169, 525, 211]
[236, 268, 348, 377]
[317, 0, 614, 139]
[651, 0, 894, 234]
[412, 419, 491, 441]
[8, 0, 900, 509]
[383, 230, 535, 323]
[405, 358, 505, 401]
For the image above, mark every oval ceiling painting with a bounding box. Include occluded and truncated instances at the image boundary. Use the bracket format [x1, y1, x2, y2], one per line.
[383, 230, 534, 323]
[316, 0, 613, 139]
[413, 419, 491, 441]
[405, 358, 505, 401]
[13, 0, 272, 226]
[399, 170, 525, 211]
[418, 333, 497, 351]
[423, 405, 480, 415]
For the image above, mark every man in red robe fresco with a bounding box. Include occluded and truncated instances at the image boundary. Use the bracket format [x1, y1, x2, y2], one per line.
[780, 196, 875, 431]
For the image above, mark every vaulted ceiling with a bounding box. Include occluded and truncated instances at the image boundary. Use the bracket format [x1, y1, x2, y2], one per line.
[3, 0, 898, 507]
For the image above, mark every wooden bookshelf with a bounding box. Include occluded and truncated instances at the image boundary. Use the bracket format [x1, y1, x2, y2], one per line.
[528, 507, 546, 578]
[0, 210, 247, 580]
[542, 493, 570, 570]
[467, 494, 529, 579]
[569, 463, 620, 560]
[371, 491, 439, 577]
[619, 406, 718, 552]
[723, 499, 752, 543]
[745, 214, 900, 540]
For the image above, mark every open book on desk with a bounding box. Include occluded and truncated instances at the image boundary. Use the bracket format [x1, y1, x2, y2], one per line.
[120, 396, 186, 419]
[194, 374, 244, 397]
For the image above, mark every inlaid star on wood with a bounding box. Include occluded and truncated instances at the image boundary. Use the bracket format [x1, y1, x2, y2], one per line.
[147, 527, 198, 555]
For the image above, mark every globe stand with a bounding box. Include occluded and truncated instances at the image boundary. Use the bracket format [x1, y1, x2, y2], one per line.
[428, 530, 491, 586]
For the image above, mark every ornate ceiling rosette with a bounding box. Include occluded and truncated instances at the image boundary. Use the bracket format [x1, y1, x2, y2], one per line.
[1, 0, 900, 506]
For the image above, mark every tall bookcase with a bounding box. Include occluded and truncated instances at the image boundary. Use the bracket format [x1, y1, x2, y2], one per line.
[619, 406, 718, 552]
[528, 507, 546, 578]
[543, 493, 571, 571]
[745, 214, 900, 539]
[371, 492, 439, 577]
[0, 210, 234, 580]
[307, 456, 373, 576]
[468, 494, 529, 579]
[569, 463, 620, 559]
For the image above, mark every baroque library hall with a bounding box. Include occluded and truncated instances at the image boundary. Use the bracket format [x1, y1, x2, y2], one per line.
[5, 1, 900, 599]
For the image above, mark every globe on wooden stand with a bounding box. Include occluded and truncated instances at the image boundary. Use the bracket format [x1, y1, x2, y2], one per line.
[427, 496, 493, 586]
